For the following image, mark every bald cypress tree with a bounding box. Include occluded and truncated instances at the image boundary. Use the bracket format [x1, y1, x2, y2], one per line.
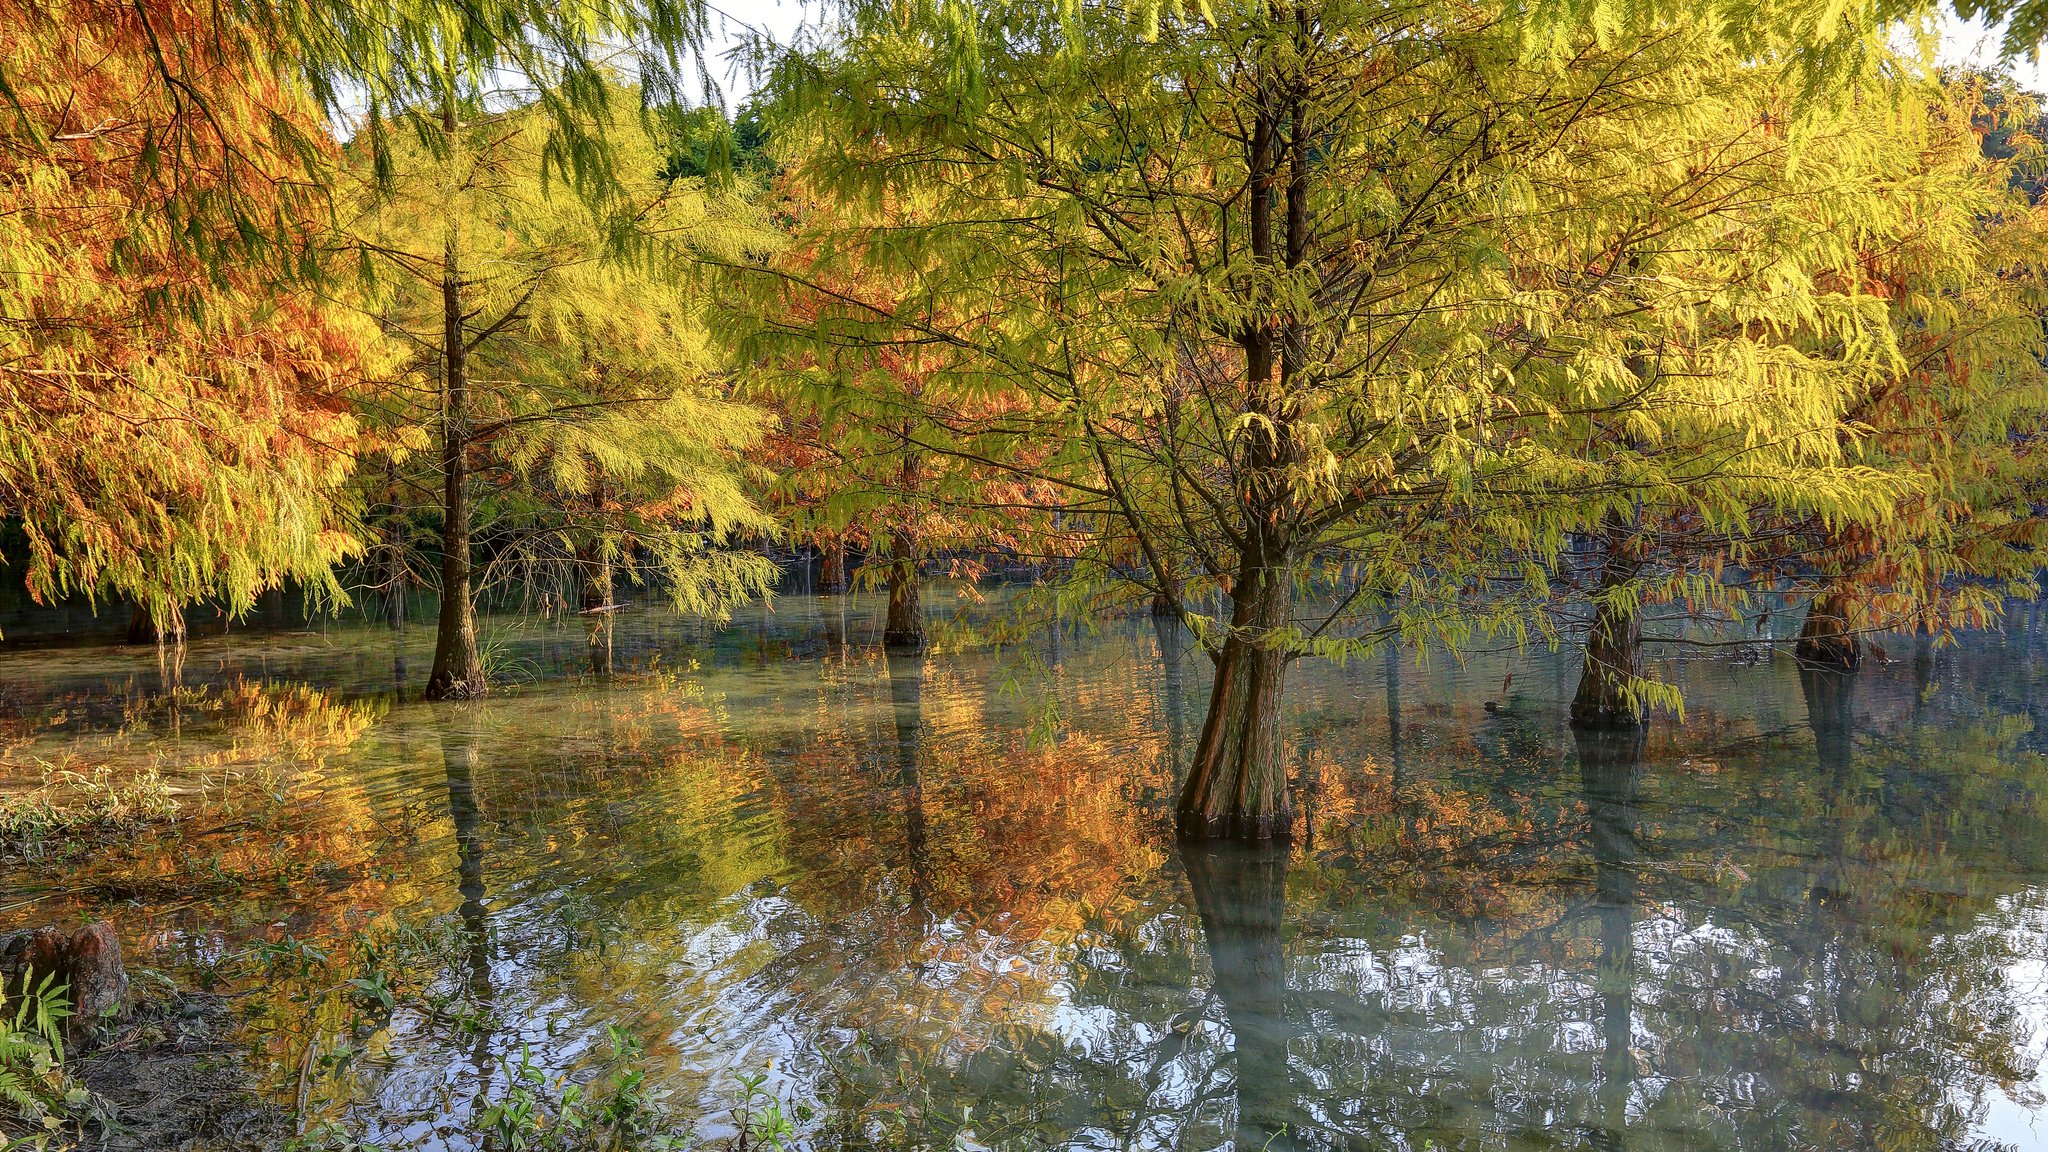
[346, 84, 776, 699]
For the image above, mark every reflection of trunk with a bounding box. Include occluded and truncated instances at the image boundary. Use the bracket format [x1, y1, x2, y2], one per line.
[1156, 616, 1189, 772]
[883, 527, 924, 653]
[440, 721, 491, 1005]
[1801, 666, 1855, 783]
[1183, 844, 1297, 1151]
[1178, 563, 1293, 841]
[1383, 640, 1405, 796]
[821, 537, 847, 594]
[885, 650, 930, 904]
[1575, 725, 1643, 1151]
[1795, 590, 1861, 670]
[426, 134, 484, 701]
[1572, 529, 1647, 729]
[824, 595, 850, 662]
[579, 538, 614, 678]
[1383, 640, 1417, 843]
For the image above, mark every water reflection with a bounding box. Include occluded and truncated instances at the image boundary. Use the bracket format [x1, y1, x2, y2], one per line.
[1575, 726, 1641, 1152]
[0, 599, 2045, 1150]
[1184, 843, 1298, 1150]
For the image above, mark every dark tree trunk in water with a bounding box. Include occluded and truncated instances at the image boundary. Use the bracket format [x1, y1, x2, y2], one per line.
[426, 99, 484, 702]
[1183, 843, 1298, 1150]
[126, 602, 185, 646]
[579, 540, 614, 678]
[883, 528, 924, 653]
[1795, 590, 1861, 670]
[1572, 531, 1647, 729]
[1575, 725, 1643, 1150]
[1178, 566, 1294, 842]
[820, 537, 847, 594]
[1177, 54, 1304, 844]
[886, 650, 930, 903]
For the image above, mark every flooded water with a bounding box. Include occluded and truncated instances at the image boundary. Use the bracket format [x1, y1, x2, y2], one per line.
[3, 593, 2047, 1151]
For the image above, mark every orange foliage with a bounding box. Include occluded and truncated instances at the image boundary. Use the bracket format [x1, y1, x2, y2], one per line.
[0, 0, 373, 618]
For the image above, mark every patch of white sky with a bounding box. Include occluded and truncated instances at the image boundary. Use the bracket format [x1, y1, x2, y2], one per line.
[1927, 10, 2048, 91]
[699, 0, 820, 105]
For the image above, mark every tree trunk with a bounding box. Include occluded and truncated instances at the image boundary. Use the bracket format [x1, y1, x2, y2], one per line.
[1178, 564, 1294, 842]
[821, 537, 847, 594]
[385, 524, 408, 632]
[1795, 590, 1861, 670]
[1150, 557, 1180, 618]
[126, 602, 185, 646]
[883, 527, 924, 653]
[579, 539, 614, 678]
[426, 169, 484, 702]
[1156, 614, 1189, 773]
[1572, 531, 1648, 729]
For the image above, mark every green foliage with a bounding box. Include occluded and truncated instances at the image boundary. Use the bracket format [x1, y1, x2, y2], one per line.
[0, 969, 96, 1145]
[741, 0, 1965, 657]
[343, 80, 779, 622]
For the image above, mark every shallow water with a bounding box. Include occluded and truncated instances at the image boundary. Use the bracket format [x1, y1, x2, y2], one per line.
[4, 594, 2047, 1151]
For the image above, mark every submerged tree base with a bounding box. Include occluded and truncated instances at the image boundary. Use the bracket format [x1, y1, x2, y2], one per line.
[1795, 594, 1862, 670]
[424, 675, 486, 702]
[1572, 597, 1647, 731]
[882, 628, 927, 654]
[1570, 695, 1649, 731]
[1176, 809, 1295, 843]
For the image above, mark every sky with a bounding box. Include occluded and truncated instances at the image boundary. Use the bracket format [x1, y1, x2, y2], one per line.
[697, 3, 2048, 104]
[1934, 12, 2048, 88]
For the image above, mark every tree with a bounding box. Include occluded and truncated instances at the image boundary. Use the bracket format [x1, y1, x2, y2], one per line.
[1783, 74, 2048, 668]
[743, 0, 1933, 839]
[734, 180, 1069, 652]
[1547, 68, 2043, 724]
[343, 83, 776, 698]
[0, 0, 735, 280]
[0, 0, 375, 636]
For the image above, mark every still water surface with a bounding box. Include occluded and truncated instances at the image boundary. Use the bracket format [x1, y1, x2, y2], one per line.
[2, 594, 2047, 1151]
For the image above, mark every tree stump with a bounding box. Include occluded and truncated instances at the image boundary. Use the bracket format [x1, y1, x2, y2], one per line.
[0, 921, 127, 1048]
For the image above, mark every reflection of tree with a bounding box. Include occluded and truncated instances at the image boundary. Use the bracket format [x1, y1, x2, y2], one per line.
[1183, 843, 1298, 1152]
[885, 650, 930, 907]
[1156, 615, 1189, 774]
[1574, 725, 1642, 1151]
[440, 710, 496, 1098]
[1801, 665, 1855, 781]
[36, 616, 2047, 1152]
